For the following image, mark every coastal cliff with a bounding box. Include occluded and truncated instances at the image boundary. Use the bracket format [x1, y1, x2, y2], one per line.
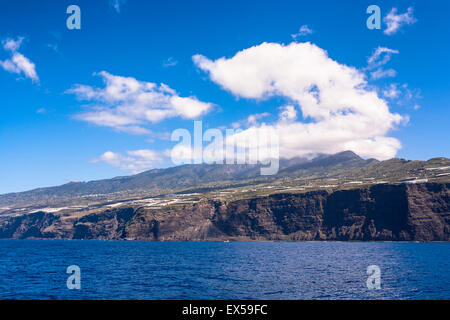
[1, 183, 449, 241]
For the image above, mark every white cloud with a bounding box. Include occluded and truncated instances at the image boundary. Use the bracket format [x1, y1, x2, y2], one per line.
[193, 42, 405, 160]
[168, 144, 199, 165]
[365, 47, 399, 80]
[387, 83, 422, 109]
[232, 112, 271, 128]
[3, 37, 24, 51]
[110, 0, 126, 13]
[291, 25, 314, 39]
[384, 7, 417, 35]
[367, 47, 399, 69]
[162, 57, 178, 67]
[370, 68, 397, 80]
[68, 71, 213, 134]
[0, 37, 39, 82]
[92, 149, 162, 173]
[46, 43, 59, 53]
[382, 84, 401, 99]
[247, 112, 270, 125]
[165, 124, 279, 167]
[279, 105, 297, 121]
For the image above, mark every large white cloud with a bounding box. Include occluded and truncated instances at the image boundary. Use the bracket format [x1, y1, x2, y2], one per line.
[193, 42, 405, 160]
[68, 71, 213, 134]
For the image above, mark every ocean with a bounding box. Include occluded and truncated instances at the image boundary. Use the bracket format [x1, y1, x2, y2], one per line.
[0, 240, 448, 300]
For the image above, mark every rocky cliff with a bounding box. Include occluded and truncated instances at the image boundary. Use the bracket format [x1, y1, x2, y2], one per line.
[0, 183, 449, 241]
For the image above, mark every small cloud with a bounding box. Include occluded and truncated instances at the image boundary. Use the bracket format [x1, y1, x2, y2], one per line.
[110, 0, 126, 13]
[370, 68, 397, 80]
[382, 84, 401, 99]
[279, 105, 297, 122]
[401, 114, 410, 126]
[162, 57, 178, 67]
[382, 83, 422, 110]
[365, 47, 399, 80]
[397, 84, 422, 109]
[291, 25, 313, 39]
[384, 7, 417, 35]
[46, 43, 59, 53]
[150, 131, 171, 141]
[247, 112, 270, 125]
[0, 37, 39, 83]
[3, 37, 24, 52]
[36, 108, 47, 114]
[92, 149, 163, 173]
[367, 47, 399, 69]
[116, 125, 152, 135]
[232, 112, 271, 128]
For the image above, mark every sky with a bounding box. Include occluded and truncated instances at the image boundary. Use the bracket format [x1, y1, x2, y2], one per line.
[0, 0, 449, 194]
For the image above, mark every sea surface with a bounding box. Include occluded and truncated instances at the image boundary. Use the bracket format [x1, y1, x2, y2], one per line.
[0, 240, 449, 300]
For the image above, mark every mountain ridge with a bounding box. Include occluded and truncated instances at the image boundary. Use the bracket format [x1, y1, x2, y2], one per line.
[1, 150, 449, 209]
[0, 151, 359, 197]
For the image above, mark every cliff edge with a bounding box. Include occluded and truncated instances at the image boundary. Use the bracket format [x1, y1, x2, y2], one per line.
[0, 183, 448, 241]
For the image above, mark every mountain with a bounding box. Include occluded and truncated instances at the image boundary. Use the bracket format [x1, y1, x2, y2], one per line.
[278, 150, 377, 175]
[0, 150, 449, 241]
[0, 151, 365, 207]
[0, 150, 449, 210]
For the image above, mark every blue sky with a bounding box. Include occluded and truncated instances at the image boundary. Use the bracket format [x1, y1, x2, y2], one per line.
[0, 0, 449, 194]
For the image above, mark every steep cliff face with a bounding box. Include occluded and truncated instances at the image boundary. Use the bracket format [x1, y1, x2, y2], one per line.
[404, 183, 450, 240]
[0, 183, 449, 241]
[0, 211, 58, 239]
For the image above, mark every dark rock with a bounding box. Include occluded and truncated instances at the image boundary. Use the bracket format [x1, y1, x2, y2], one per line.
[0, 183, 448, 241]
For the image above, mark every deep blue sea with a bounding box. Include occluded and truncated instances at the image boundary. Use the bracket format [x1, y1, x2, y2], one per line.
[0, 240, 449, 300]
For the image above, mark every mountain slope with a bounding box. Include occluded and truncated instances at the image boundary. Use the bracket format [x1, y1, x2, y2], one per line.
[1, 151, 449, 209]
[0, 151, 360, 205]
